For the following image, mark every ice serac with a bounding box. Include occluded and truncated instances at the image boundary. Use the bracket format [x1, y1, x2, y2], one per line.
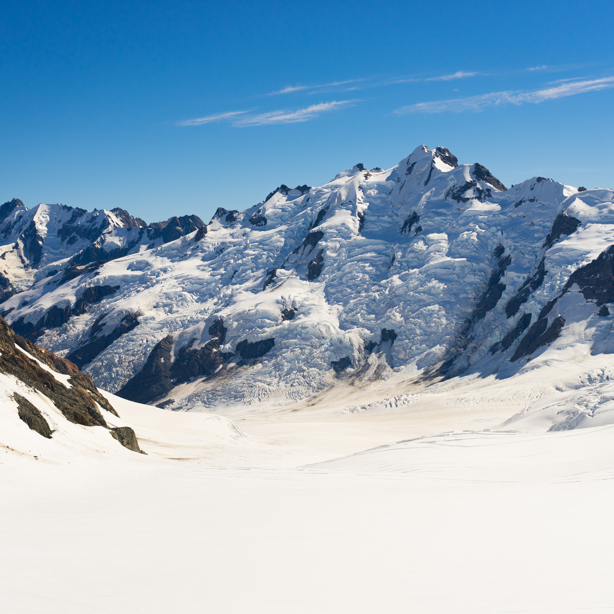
[1, 146, 613, 411]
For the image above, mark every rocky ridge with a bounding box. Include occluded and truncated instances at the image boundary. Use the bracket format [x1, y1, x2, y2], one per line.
[0, 316, 143, 452]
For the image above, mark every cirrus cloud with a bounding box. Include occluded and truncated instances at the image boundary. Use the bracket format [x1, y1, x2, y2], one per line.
[395, 77, 614, 114]
[176, 110, 249, 126]
[178, 100, 357, 128]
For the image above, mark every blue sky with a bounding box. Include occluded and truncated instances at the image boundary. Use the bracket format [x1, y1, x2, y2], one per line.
[1, 0, 613, 223]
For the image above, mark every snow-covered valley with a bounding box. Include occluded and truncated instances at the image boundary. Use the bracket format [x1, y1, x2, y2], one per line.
[2, 367, 614, 614]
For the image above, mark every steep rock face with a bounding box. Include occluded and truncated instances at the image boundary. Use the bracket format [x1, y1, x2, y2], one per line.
[2, 145, 613, 410]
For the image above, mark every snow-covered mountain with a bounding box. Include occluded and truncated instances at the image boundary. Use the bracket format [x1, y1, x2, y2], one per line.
[0, 198, 204, 299]
[2, 145, 613, 416]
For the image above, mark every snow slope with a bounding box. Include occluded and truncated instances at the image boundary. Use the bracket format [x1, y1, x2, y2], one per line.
[2, 145, 614, 417]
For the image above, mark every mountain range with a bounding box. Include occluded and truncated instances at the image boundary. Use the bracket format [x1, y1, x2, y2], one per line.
[2, 144, 613, 429]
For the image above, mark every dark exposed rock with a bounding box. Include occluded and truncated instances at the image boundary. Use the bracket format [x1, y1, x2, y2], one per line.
[212, 207, 239, 225]
[472, 163, 507, 191]
[11, 285, 120, 341]
[493, 244, 505, 259]
[474, 254, 511, 321]
[354, 163, 365, 171]
[170, 323, 230, 385]
[73, 285, 119, 315]
[562, 245, 614, 305]
[0, 318, 115, 427]
[0, 198, 25, 224]
[263, 268, 278, 290]
[249, 209, 267, 227]
[578, 186, 587, 192]
[364, 329, 398, 358]
[71, 230, 148, 266]
[405, 162, 417, 176]
[543, 213, 581, 249]
[380, 329, 398, 343]
[331, 356, 352, 374]
[265, 184, 289, 202]
[110, 426, 145, 453]
[264, 184, 310, 202]
[357, 211, 366, 233]
[0, 271, 15, 302]
[14, 393, 52, 438]
[208, 318, 227, 343]
[539, 299, 557, 320]
[110, 208, 146, 228]
[423, 163, 434, 186]
[116, 335, 174, 403]
[148, 215, 205, 244]
[599, 305, 610, 316]
[11, 305, 71, 340]
[307, 249, 324, 280]
[448, 180, 492, 204]
[511, 316, 565, 362]
[236, 338, 275, 360]
[194, 226, 207, 242]
[22, 220, 43, 267]
[506, 258, 546, 318]
[57, 209, 110, 244]
[300, 231, 324, 252]
[118, 320, 229, 403]
[309, 207, 329, 231]
[281, 308, 296, 321]
[59, 261, 105, 284]
[434, 147, 458, 168]
[364, 340, 377, 354]
[401, 212, 420, 235]
[490, 313, 532, 354]
[67, 312, 140, 369]
[156, 400, 175, 409]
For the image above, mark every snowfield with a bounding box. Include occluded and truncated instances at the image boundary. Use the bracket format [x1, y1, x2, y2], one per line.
[2, 360, 614, 613]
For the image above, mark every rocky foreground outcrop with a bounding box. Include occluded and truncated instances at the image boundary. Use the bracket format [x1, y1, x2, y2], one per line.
[0, 317, 144, 453]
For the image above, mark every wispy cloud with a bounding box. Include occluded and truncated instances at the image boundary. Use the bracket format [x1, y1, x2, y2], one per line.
[426, 71, 478, 81]
[268, 79, 364, 96]
[177, 110, 249, 126]
[395, 77, 614, 114]
[269, 71, 480, 96]
[234, 101, 356, 126]
[527, 65, 548, 71]
[547, 76, 590, 85]
[270, 85, 312, 95]
[178, 100, 356, 128]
